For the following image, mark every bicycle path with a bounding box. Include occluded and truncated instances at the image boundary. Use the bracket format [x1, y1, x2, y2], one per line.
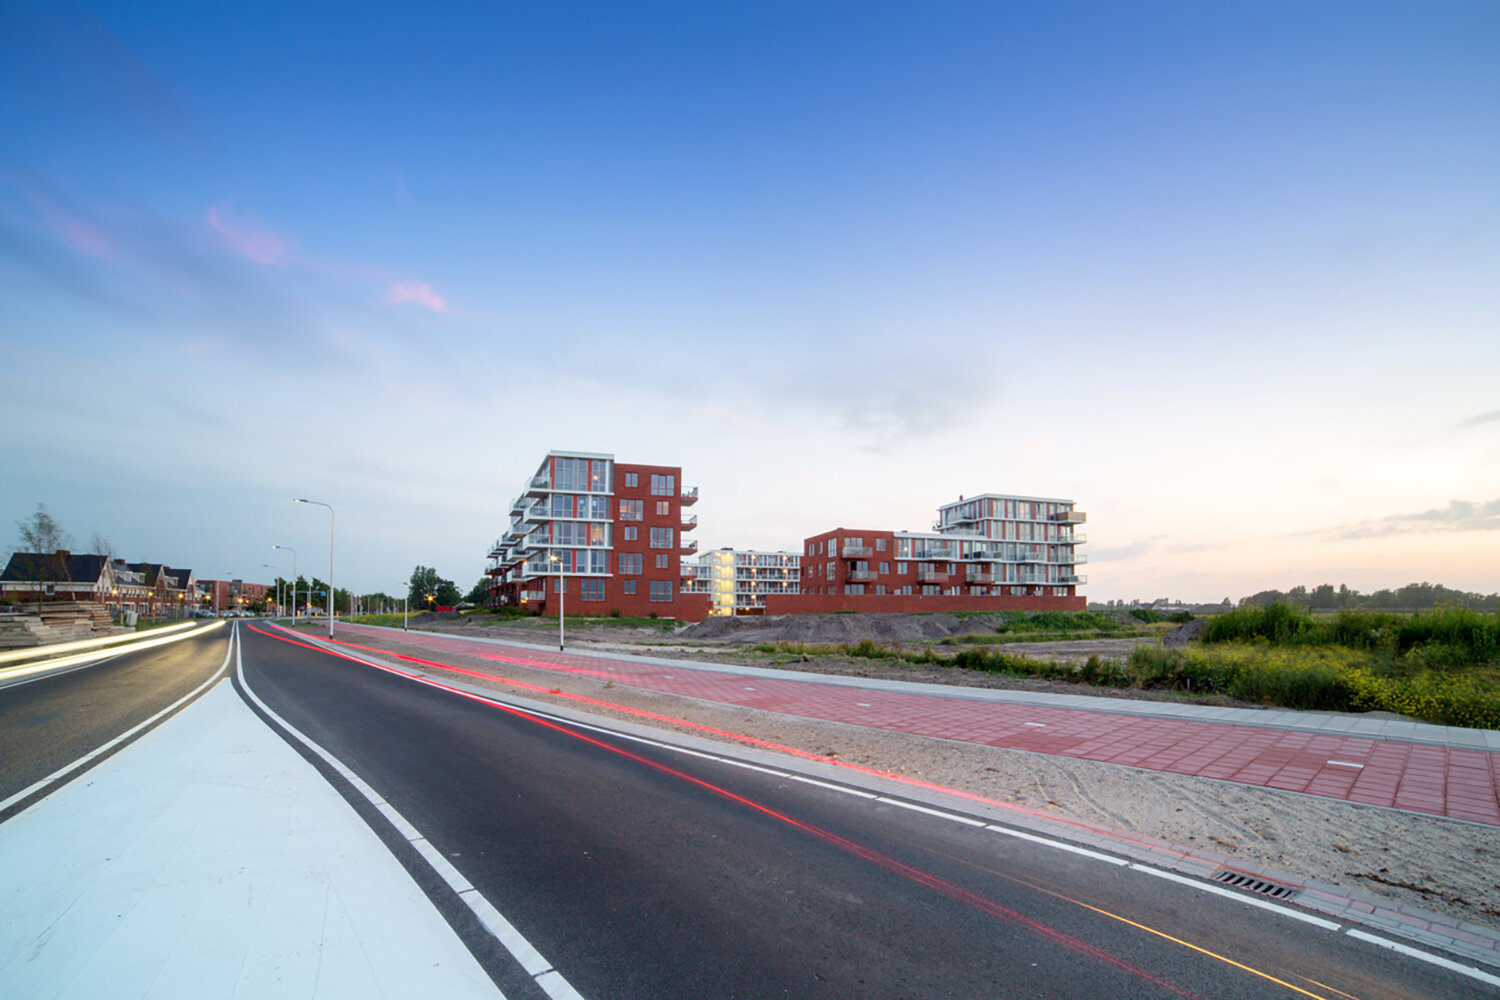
[334, 624, 1500, 828]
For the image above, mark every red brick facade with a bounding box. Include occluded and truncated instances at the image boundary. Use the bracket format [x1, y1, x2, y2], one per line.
[487, 454, 710, 621]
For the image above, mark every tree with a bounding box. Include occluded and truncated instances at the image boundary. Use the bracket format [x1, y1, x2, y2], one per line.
[88, 529, 115, 560]
[464, 577, 492, 605]
[16, 503, 71, 554]
[14, 504, 73, 612]
[409, 565, 459, 607]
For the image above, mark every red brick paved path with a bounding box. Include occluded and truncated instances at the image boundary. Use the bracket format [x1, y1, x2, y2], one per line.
[338, 625, 1500, 827]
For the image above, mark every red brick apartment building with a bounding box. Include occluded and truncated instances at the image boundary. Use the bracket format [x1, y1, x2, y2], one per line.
[487, 451, 710, 621]
[770, 493, 1087, 614]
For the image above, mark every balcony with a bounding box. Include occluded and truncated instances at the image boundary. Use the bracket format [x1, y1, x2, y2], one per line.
[847, 569, 877, 581]
[680, 539, 699, 554]
[487, 538, 505, 559]
[524, 474, 552, 497]
[681, 513, 698, 531]
[681, 486, 699, 506]
[1053, 510, 1086, 523]
[509, 495, 526, 516]
[680, 564, 699, 578]
[965, 571, 995, 583]
[917, 570, 950, 583]
[1060, 574, 1088, 585]
[841, 545, 873, 558]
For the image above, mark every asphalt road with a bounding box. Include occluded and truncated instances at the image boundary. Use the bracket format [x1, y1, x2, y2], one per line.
[235, 622, 1487, 1000]
[0, 624, 229, 813]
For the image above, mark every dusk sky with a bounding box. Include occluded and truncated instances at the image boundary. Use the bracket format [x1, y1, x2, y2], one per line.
[2, 1, 1496, 602]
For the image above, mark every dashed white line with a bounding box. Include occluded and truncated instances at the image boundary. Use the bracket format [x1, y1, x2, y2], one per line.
[875, 797, 987, 827]
[1345, 929, 1500, 988]
[1326, 760, 1365, 768]
[1128, 865, 1341, 930]
[985, 825, 1128, 866]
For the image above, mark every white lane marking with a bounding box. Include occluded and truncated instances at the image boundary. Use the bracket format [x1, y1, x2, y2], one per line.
[855, 702, 871, 707]
[1327, 760, 1365, 768]
[876, 797, 987, 827]
[1345, 928, 1500, 988]
[784, 775, 878, 799]
[1023, 722, 1047, 728]
[0, 625, 231, 816]
[0, 621, 224, 689]
[1128, 865, 1341, 930]
[235, 623, 583, 1000]
[985, 825, 1129, 866]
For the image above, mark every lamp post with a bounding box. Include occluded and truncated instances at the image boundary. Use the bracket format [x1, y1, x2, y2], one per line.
[293, 498, 334, 638]
[273, 545, 297, 624]
[549, 552, 565, 651]
[399, 581, 409, 631]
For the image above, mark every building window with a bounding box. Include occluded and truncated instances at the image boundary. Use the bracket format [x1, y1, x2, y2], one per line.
[619, 552, 642, 575]
[623, 579, 637, 595]
[624, 472, 638, 488]
[655, 554, 669, 569]
[619, 499, 643, 521]
[875, 585, 886, 595]
[650, 527, 673, 548]
[649, 580, 673, 602]
[623, 526, 637, 541]
[580, 579, 605, 601]
[845, 584, 864, 595]
[650, 474, 675, 497]
[876, 538, 886, 551]
[656, 500, 671, 515]
[879, 562, 890, 575]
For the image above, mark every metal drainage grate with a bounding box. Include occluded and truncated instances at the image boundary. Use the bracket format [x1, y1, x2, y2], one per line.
[1213, 870, 1299, 900]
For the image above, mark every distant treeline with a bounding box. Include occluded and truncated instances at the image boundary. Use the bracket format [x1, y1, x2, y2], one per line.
[1240, 582, 1498, 612]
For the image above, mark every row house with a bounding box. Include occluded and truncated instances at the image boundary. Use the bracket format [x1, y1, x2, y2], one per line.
[1, 552, 198, 619]
[486, 451, 711, 620]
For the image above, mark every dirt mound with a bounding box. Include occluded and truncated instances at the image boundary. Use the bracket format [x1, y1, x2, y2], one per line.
[405, 610, 461, 625]
[1162, 618, 1209, 647]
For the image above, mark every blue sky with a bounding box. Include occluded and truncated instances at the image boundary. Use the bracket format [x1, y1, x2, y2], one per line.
[2, 0, 1496, 601]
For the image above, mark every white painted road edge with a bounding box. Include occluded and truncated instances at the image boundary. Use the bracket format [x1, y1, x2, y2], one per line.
[233, 624, 585, 1000]
[284, 624, 1500, 991]
[0, 624, 231, 815]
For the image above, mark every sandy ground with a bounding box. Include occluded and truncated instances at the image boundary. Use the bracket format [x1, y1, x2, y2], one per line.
[333, 621, 1500, 933]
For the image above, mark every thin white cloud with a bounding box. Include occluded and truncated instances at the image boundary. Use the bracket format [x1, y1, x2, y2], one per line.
[206, 204, 290, 265]
[386, 280, 448, 312]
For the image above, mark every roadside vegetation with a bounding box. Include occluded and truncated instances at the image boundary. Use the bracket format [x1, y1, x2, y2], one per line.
[751, 606, 1500, 730]
[940, 608, 1190, 645]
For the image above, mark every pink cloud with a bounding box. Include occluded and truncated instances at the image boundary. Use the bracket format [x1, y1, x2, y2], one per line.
[207, 205, 290, 265]
[386, 280, 448, 312]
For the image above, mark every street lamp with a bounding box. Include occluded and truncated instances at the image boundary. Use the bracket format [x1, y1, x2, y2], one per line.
[293, 498, 334, 638]
[549, 551, 565, 651]
[273, 545, 297, 624]
[399, 581, 409, 631]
